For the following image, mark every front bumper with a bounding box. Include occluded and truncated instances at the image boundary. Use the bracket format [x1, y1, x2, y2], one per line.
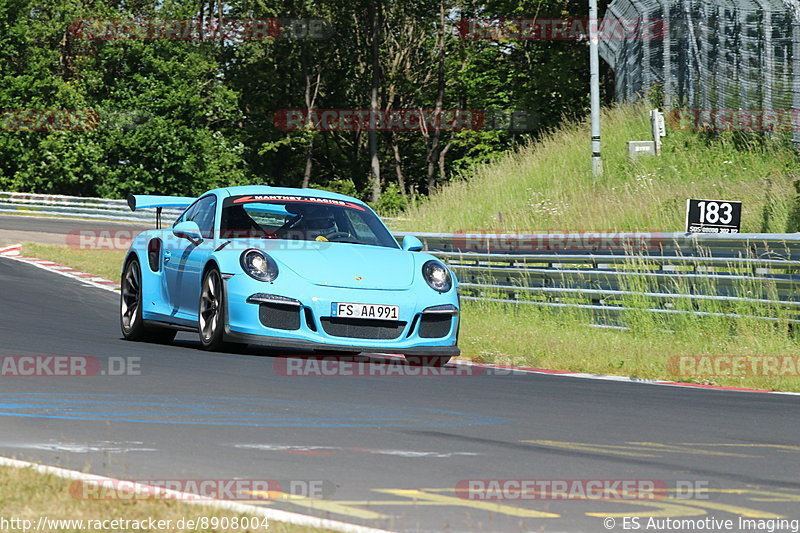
[223, 327, 460, 355]
[223, 274, 460, 355]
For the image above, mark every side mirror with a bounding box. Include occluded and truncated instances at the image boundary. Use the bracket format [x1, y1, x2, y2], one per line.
[173, 221, 203, 244]
[402, 235, 424, 252]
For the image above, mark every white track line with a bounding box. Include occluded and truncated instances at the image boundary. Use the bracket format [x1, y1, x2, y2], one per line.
[0, 456, 395, 533]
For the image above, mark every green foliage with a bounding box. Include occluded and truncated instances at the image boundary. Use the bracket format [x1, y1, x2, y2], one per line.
[314, 178, 359, 197]
[646, 83, 664, 109]
[789, 178, 800, 233]
[1, 0, 246, 198]
[0, 0, 614, 200]
[371, 182, 407, 215]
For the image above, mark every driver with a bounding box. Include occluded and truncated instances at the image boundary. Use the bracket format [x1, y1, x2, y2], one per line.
[297, 205, 338, 240]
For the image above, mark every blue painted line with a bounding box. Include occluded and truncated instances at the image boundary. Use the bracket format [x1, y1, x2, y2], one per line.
[0, 411, 504, 428]
[0, 393, 511, 428]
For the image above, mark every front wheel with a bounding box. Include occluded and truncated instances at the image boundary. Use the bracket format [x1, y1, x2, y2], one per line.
[120, 259, 176, 344]
[198, 268, 246, 352]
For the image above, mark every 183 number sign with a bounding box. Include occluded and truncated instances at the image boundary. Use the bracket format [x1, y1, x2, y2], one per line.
[685, 199, 742, 233]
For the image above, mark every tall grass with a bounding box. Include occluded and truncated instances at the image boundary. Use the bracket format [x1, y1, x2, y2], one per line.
[395, 104, 800, 233]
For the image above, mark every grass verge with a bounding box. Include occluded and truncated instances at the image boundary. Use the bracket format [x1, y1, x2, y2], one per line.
[21, 242, 127, 282]
[459, 300, 800, 392]
[17, 242, 800, 392]
[0, 464, 332, 533]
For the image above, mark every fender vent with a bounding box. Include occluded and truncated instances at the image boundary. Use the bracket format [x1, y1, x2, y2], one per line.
[147, 239, 162, 272]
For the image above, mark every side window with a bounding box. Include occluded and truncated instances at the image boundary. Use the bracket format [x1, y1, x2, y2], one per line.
[186, 196, 217, 239]
[174, 203, 197, 226]
[174, 196, 216, 239]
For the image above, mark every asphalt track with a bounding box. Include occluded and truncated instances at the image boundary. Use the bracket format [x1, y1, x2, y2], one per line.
[0, 214, 146, 246]
[1, 226, 800, 532]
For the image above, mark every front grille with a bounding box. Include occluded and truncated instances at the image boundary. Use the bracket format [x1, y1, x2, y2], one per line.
[259, 303, 301, 330]
[418, 314, 452, 338]
[320, 317, 406, 340]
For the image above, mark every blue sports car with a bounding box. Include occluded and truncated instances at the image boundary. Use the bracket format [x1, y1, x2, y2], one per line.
[120, 186, 459, 365]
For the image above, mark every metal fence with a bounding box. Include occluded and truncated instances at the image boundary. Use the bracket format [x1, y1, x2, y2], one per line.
[398, 231, 800, 324]
[0, 190, 398, 225]
[0, 191, 183, 223]
[599, 0, 800, 144]
[2, 191, 799, 324]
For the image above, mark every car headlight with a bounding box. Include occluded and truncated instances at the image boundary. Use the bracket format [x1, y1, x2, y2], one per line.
[422, 260, 452, 293]
[240, 249, 279, 282]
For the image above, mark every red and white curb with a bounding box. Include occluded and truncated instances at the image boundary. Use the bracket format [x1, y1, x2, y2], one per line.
[2, 242, 799, 398]
[0, 244, 120, 292]
[0, 456, 395, 533]
[0, 243, 21, 256]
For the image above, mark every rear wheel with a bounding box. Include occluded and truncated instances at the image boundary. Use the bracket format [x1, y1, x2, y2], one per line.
[120, 259, 176, 344]
[199, 267, 246, 352]
[405, 355, 451, 367]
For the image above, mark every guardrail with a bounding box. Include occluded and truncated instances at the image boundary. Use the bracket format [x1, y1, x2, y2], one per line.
[0, 190, 397, 225]
[2, 191, 798, 324]
[0, 191, 183, 223]
[397, 231, 800, 324]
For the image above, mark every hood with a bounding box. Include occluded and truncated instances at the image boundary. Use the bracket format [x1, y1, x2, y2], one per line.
[254, 241, 414, 290]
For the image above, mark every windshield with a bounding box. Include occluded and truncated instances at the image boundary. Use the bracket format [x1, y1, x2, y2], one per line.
[220, 194, 399, 248]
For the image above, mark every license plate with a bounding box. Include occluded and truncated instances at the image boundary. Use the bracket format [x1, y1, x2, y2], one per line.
[332, 302, 400, 320]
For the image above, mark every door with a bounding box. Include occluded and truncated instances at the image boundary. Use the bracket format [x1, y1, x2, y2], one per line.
[163, 194, 218, 321]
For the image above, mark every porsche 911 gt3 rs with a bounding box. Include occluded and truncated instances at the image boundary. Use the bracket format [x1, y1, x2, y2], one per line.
[120, 186, 459, 365]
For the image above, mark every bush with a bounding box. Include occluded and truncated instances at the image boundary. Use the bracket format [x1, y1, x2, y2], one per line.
[372, 182, 407, 215]
[315, 179, 359, 198]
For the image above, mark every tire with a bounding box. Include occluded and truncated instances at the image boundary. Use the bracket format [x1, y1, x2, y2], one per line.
[405, 355, 451, 367]
[198, 267, 246, 352]
[120, 258, 176, 344]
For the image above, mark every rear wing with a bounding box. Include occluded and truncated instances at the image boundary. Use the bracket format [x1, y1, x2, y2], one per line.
[127, 194, 195, 228]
